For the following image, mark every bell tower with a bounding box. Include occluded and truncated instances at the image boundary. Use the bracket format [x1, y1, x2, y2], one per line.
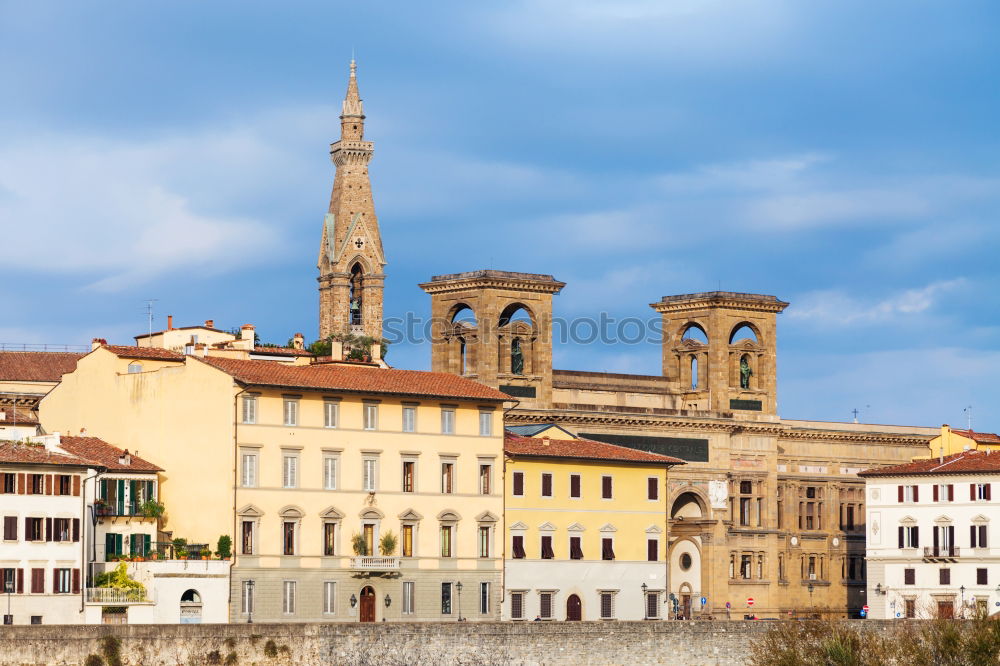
[318, 60, 386, 341]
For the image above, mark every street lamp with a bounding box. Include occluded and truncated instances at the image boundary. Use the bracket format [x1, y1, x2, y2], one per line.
[384, 594, 391, 608]
[246, 579, 255, 624]
[641, 583, 648, 620]
[960, 585, 966, 618]
[455, 582, 463, 622]
[350, 593, 358, 608]
[5, 578, 13, 625]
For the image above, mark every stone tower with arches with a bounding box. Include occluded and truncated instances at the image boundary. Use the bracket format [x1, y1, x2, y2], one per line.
[650, 291, 789, 415]
[317, 60, 386, 341]
[419, 270, 565, 407]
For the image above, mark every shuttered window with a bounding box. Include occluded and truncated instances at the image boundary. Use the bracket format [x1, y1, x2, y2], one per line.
[363, 458, 377, 491]
[441, 407, 455, 435]
[324, 455, 338, 490]
[647, 539, 658, 562]
[569, 536, 583, 560]
[977, 568, 988, 585]
[648, 477, 658, 501]
[282, 454, 298, 488]
[540, 535, 554, 559]
[2, 516, 16, 541]
[601, 538, 615, 561]
[402, 581, 415, 614]
[30, 568, 44, 594]
[479, 411, 492, 437]
[240, 452, 257, 488]
[570, 474, 581, 498]
[512, 472, 524, 496]
[323, 581, 336, 614]
[541, 474, 553, 497]
[363, 403, 378, 430]
[282, 399, 298, 426]
[904, 568, 915, 585]
[324, 401, 339, 428]
[512, 535, 526, 559]
[402, 405, 416, 433]
[241, 395, 257, 424]
[602, 476, 613, 499]
[282, 581, 296, 614]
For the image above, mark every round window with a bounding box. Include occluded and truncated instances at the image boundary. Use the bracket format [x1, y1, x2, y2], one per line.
[680, 553, 693, 571]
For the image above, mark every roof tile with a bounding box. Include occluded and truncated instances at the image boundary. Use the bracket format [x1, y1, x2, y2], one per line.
[59, 436, 161, 472]
[504, 432, 685, 466]
[103, 345, 185, 361]
[0, 352, 84, 382]
[859, 449, 1000, 477]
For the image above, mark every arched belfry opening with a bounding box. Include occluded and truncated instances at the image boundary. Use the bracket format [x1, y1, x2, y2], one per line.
[420, 270, 565, 406]
[349, 262, 365, 329]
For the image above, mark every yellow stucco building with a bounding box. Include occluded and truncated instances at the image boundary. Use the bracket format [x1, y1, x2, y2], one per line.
[40, 344, 510, 622]
[503, 433, 684, 621]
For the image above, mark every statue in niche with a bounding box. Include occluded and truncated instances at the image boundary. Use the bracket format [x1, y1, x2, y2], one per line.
[511, 338, 524, 375]
[740, 356, 753, 389]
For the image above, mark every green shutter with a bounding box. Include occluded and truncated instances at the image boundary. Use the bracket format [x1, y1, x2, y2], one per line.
[116, 480, 125, 515]
[98, 479, 107, 500]
[143, 534, 151, 557]
[115, 533, 123, 556]
[105, 532, 115, 558]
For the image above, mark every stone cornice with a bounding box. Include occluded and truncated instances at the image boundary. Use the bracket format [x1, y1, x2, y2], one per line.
[650, 291, 789, 315]
[419, 270, 565, 295]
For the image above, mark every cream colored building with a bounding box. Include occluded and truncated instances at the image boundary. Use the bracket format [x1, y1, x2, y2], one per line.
[39, 344, 510, 623]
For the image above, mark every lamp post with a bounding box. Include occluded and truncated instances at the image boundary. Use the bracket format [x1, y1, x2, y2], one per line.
[808, 583, 815, 616]
[384, 594, 391, 622]
[246, 579, 255, 624]
[960, 585, 966, 618]
[455, 582, 463, 622]
[641, 583, 648, 620]
[5, 578, 13, 624]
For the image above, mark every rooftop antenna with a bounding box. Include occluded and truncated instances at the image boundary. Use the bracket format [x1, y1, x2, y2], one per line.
[143, 299, 158, 338]
[963, 405, 973, 431]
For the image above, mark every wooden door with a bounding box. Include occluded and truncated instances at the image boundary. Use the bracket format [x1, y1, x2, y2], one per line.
[937, 601, 954, 619]
[360, 587, 376, 622]
[566, 594, 582, 621]
[682, 595, 692, 619]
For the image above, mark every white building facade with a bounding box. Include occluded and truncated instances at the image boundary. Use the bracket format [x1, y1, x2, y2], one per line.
[862, 449, 1000, 619]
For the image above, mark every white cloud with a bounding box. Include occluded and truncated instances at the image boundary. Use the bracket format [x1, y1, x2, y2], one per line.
[788, 279, 967, 326]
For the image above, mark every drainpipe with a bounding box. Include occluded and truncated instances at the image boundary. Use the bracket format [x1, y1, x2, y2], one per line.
[498, 398, 519, 618]
[230, 386, 248, 615]
[80, 466, 107, 614]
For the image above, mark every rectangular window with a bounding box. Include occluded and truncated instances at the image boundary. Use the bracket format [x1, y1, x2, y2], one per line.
[57, 475, 71, 495]
[512, 471, 524, 496]
[899, 484, 919, 503]
[540, 535, 554, 559]
[323, 400, 339, 428]
[904, 568, 915, 585]
[30, 568, 44, 594]
[480, 582, 490, 615]
[647, 539, 658, 562]
[539, 592, 553, 619]
[646, 593, 660, 619]
[27, 518, 43, 541]
[511, 592, 524, 620]
[323, 455, 338, 490]
[283, 398, 298, 426]
[363, 403, 378, 430]
[740, 497, 752, 526]
[54, 568, 71, 594]
[905, 599, 915, 618]
[241, 520, 254, 555]
[479, 411, 493, 436]
[899, 525, 919, 549]
[402, 405, 416, 433]
[441, 582, 452, 614]
[977, 568, 988, 585]
[441, 462, 454, 494]
[241, 395, 257, 424]
[282, 453, 298, 488]
[53, 518, 70, 542]
[602, 475, 613, 499]
[29, 474, 42, 494]
[3, 516, 16, 541]
[648, 477, 659, 501]
[939, 568, 951, 585]
[741, 554, 752, 579]
[512, 535, 526, 559]
[478, 526, 490, 558]
[282, 580, 296, 614]
[283, 521, 296, 556]
[974, 483, 992, 501]
[323, 523, 336, 556]
[363, 458, 377, 492]
[541, 473, 553, 497]
[441, 407, 455, 435]
[1, 473, 15, 493]
[440, 525, 453, 557]
[479, 464, 491, 495]
[241, 581, 255, 615]
[601, 537, 615, 561]
[402, 581, 415, 615]
[402, 461, 415, 493]
[402, 525, 414, 557]
[600, 592, 615, 620]
[240, 452, 257, 488]
[570, 474, 581, 498]
[570, 536, 583, 560]
[323, 581, 336, 614]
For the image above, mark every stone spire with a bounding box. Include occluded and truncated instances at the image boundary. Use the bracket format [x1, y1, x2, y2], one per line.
[317, 60, 386, 342]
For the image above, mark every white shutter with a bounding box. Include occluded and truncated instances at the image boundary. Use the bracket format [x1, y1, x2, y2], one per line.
[324, 457, 337, 490]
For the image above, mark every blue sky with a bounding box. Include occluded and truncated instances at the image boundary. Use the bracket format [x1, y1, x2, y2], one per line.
[2, 1, 998, 431]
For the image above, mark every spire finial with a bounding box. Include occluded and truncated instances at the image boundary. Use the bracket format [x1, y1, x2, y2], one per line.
[342, 57, 363, 118]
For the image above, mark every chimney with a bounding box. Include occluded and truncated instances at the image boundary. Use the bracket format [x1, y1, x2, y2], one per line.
[167, 315, 174, 331]
[91, 338, 107, 351]
[80, 427, 87, 436]
[241, 324, 255, 342]
[292, 333, 305, 350]
[118, 449, 131, 466]
[204, 319, 215, 329]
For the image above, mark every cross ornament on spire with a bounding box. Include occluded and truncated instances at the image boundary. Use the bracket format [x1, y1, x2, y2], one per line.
[354, 238, 365, 249]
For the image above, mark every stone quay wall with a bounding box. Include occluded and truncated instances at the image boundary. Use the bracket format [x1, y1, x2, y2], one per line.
[0, 620, 906, 666]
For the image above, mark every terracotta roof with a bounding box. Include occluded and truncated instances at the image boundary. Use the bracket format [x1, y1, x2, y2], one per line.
[102, 345, 185, 361]
[0, 352, 84, 382]
[0, 405, 38, 425]
[0, 441, 90, 467]
[252, 346, 315, 357]
[858, 449, 1000, 477]
[949, 428, 1000, 445]
[504, 433, 686, 466]
[59, 436, 162, 472]
[198, 356, 511, 402]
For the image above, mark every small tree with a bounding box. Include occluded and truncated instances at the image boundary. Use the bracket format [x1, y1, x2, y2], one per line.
[94, 561, 146, 601]
[216, 535, 232, 559]
[139, 499, 165, 519]
[379, 530, 398, 556]
[351, 532, 369, 556]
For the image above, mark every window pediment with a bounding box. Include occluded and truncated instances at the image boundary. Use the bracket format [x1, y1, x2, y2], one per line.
[359, 508, 385, 520]
[538, 521, 556, 532]
[476, 511, 499, 523]
[509, 521, 528, 531]
[437, 509, 461, 522]
[278, 505, 304, 518]
[398, 508, 423, 522]
[934, 515, 952, 525]
[899, 516, 917, 526]
[599, 523, 617, 533]
[972, 514, 990, 524]
[237, 504, 263, 518]
[567, 523, 585, 532]
[645, 525, 663, 534]
[319, 506, 344, 520]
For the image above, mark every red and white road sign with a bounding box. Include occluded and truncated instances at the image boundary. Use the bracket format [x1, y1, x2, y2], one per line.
[747, 597, 755, 607]
[862, 605, 870, 612]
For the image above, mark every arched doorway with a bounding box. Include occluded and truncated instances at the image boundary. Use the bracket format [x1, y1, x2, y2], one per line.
[566, 594, 582, 621]
[179, 589, 202, 624]
[359, 586, 376, 623]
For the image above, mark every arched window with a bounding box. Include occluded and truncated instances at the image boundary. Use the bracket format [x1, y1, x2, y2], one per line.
[451, 305, 477, 327]
[181, 589, 201, 603]
[690, 356, 698, 389]
[349, 263, 364, 326]
[730, 324, 758, 344]
[127, 362, 143, 374]
[681, 324, 708, 344]
[498, 304, 533, 327]
[459, 339, 467, 375]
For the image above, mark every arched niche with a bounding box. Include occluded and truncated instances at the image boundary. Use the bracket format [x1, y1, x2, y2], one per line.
[671, 491, 707, 520]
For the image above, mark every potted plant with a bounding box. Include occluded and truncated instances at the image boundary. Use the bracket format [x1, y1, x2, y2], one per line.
[351, 532, 368, 556]
[199, 548, 211, 560]
[379, 530, 397, 557]
[172, 537, 188, 560]
[216, 535, 232, 560]
[139, 499, 165, 520]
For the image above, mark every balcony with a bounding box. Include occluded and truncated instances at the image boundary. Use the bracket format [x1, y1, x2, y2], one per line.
[350, 556, 400, 571]
[95, 502, 156, 518]
[923, 546, 960, 561]
[85, 587, 153, 604]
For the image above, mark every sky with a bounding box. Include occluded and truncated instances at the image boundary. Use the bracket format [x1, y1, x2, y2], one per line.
[1, 1, 998, 431]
